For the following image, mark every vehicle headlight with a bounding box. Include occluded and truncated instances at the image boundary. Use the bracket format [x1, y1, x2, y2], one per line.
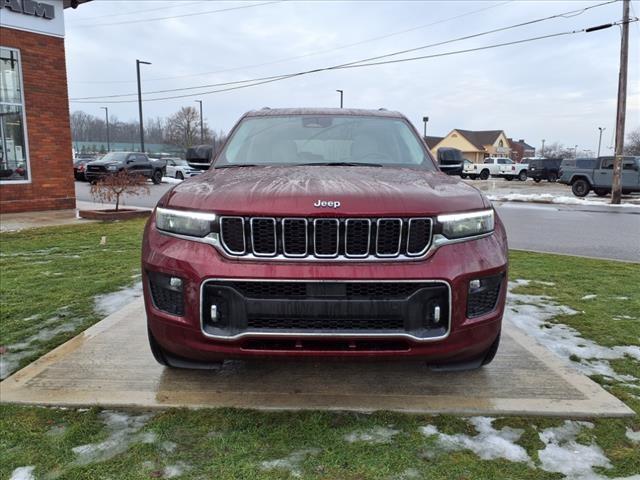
[155, 207, 217, 237]
[437, 209, 494, 239]
[107, 164, 118, 171]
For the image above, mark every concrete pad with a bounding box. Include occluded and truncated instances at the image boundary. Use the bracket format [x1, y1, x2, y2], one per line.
[0, 209, 91, 232]
[0, 300, 633, 417]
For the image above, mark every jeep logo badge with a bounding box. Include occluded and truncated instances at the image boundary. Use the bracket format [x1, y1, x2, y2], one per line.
[314, 200, 341, 209]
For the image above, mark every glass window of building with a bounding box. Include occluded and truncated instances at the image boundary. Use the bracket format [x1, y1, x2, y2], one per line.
[0, 47, 29, 183]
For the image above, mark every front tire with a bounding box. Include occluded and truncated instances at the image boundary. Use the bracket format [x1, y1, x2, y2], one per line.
[479, 169, 490, 180]
[176, 171, 184, 180]
[518, 170, 528, 181]
[148, 327, 223, 370]
[534, 178, 541, 183]
[460, 174, 468, 179]
[505, 177, 513, 181]
[571, 179, 590, 197]
[152, 169, 163, 185]
[547, 172, 557, 182]
[481, 332, 501, 366]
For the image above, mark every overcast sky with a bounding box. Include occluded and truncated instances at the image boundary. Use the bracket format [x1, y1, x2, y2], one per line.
[64, 0, 639, 154]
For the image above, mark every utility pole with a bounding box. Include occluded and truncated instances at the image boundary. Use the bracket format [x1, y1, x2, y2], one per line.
[423, 116, 429, 138]
[195, 100, 204, 143]
[574, 145, 579, 158]
[597, 127, 605, 157]
[541, 139, 545, 157]
[612, 0, 630, 205]
[101, 106, 110, 152]
[336, 90, 343, 108]
[136, 59, 151, 153]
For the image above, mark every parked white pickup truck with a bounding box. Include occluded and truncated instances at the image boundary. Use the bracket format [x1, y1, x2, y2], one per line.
[497, 161, 528, 181]
[462, 157, 514, 180]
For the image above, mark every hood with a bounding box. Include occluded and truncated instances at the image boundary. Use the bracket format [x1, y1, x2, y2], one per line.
[88, 159, 120, 166]
[163, 166, 488, 217]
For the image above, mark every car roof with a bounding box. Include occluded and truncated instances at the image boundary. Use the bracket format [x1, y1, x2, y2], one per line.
[243, 107, 405, 118]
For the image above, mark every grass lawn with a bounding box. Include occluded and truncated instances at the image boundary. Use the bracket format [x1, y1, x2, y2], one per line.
[0, 221, 638, 479]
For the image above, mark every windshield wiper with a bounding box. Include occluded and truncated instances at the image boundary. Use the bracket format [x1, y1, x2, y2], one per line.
[214, 164, 260, 169]
[298, 162, 383, 167]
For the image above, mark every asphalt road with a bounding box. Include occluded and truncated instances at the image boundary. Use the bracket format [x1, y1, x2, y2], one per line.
[75, 181, 640, 262]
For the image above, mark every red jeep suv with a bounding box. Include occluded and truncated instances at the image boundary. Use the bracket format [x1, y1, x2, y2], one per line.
[142, 108, 508, 370]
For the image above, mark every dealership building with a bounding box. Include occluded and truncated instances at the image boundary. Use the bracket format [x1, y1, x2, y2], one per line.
[0, 0, 88, 213]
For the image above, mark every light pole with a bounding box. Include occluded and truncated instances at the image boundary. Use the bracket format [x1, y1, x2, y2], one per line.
[195, 100, 204, 143]
[574, 145, 579, 158]
[136, 59, 151, 152]
[597, 127, 605, 158]
[100, 106, 110, 152]
[422, 116, 429, 138]
[541, 139, 545, 157]
[336, 90, 343, 108]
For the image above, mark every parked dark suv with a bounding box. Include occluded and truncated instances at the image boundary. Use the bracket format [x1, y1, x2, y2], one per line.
[85, 152, 164, 184]
[527, 158, 562, 183]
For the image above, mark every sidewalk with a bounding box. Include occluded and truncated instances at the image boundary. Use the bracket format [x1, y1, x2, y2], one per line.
[0, 201, 151, 232]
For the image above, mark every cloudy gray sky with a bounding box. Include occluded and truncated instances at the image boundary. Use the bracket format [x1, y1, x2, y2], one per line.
[64, 0, 639, 154]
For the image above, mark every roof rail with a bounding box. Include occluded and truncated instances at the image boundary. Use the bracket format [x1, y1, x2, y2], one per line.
[378, 107, 387, 111]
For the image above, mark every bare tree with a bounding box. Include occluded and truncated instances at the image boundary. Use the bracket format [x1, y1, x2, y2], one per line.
[90, 170, 150, 211]
[165, 106, 204, 149]
[540, 142, 575, 159]
[624, 127, 640, 156]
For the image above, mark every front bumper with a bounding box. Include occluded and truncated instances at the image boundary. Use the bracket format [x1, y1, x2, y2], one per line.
[142, 216, 508, 362]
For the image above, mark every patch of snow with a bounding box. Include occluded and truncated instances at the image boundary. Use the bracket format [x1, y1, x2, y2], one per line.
[71, 411, 154, 466]
[94, 281, 143, 317]
[393, 468, 422, 479]
[9, 466, 35, 480]
[161, 440, 177, 453]
[506, 280, 640, 381]
[581, 294, 597, 300]
[614, 296, 630, 300]
[162, 176, 183, 184]
[46, 424, 67, 437]
[344, 426, 399, 444]
[535, 281, 556, 286]
[163, 461, 190, 478]
[260, 448, 321, 478]
[420, 417, 531, 464]
[626, 428, 640, 443]
[487, 193, 640, 208]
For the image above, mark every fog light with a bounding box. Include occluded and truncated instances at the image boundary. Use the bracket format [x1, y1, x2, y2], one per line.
[469, 279, 481, 290]
[169, 277, 183, 289]
[210, 304, 218, 323]
[433, 305, 441, 323]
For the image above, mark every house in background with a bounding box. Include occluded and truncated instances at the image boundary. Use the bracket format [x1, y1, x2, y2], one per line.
[424, 136, 444, 150]
[508, 138, 536, 163]
[427, 129, 511, 163]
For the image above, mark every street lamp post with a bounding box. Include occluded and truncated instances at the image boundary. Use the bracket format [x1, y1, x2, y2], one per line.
[136, 59, 151, 153]
[336, 90, 343, 108]
[574, 145, 579, 158]
[597, 127, 605, 158]
[195, 100, 204, 143]
[100, 106, 110, 152]
[422, 116, 429, 138]
[541, 139, 545, 157]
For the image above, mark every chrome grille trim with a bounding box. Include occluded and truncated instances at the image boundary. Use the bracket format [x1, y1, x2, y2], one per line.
[344, 218, 371, 258]
[219, 216, 246, 255]
[281, 218, 308, 257]
[250, 217, 277, 257]
[375, 218, 403, 257]
[313, 218, 340, 258]
[406, 218, 433, 257]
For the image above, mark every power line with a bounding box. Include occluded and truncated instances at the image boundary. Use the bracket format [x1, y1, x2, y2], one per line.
[71, 1, 205, 22]
[69, 0, 619, 101]
[68, 0, 512, 85]
[71, 19, 637, 104]
[67, 0, 283, 29]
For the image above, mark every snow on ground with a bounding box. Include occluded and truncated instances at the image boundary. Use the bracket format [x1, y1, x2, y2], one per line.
[162, 462, 191, 478]
[487, 193, 640, 207]
[9, 466, 35, 480]
[626, 428, 640, 443]
[94, 281, 143, 317]
[72, 411, 154, 466]
[506, 280, 640, 382]
[420, 417, 531, 464]
[581, 294, 597, 300]
[0, 310, 85, 380]
[260, 449, 321, 478]
[344, 426, 399, 444]
[162, 176, 183, 184]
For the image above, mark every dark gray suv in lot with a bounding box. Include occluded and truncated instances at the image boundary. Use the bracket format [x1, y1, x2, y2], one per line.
[85, 152, 164, 184]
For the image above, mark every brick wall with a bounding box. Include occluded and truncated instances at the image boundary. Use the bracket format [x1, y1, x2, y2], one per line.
[0, 26, 75, 213]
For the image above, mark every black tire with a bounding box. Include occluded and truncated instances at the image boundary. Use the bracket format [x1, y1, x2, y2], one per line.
[460, 174, 467, 179]
[518, 170, 528, 181]
[481, 332, 501, 366]
[152, 169, 163, 185]
[547, 172, 557, 182]
[469, 175, 477, 180]
[571, 178, 590, 197]
[505, 177, 513, 181]
[479, 169, 490, 180]
[594, 188, 609, 197]
[176, 171, 184, 180]
[148, 327, 170, 367]
[534, 178, 541, 183]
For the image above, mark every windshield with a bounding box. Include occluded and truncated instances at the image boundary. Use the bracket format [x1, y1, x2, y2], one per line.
[216, 115, 435, 169]
[100, 152, 128, 163]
